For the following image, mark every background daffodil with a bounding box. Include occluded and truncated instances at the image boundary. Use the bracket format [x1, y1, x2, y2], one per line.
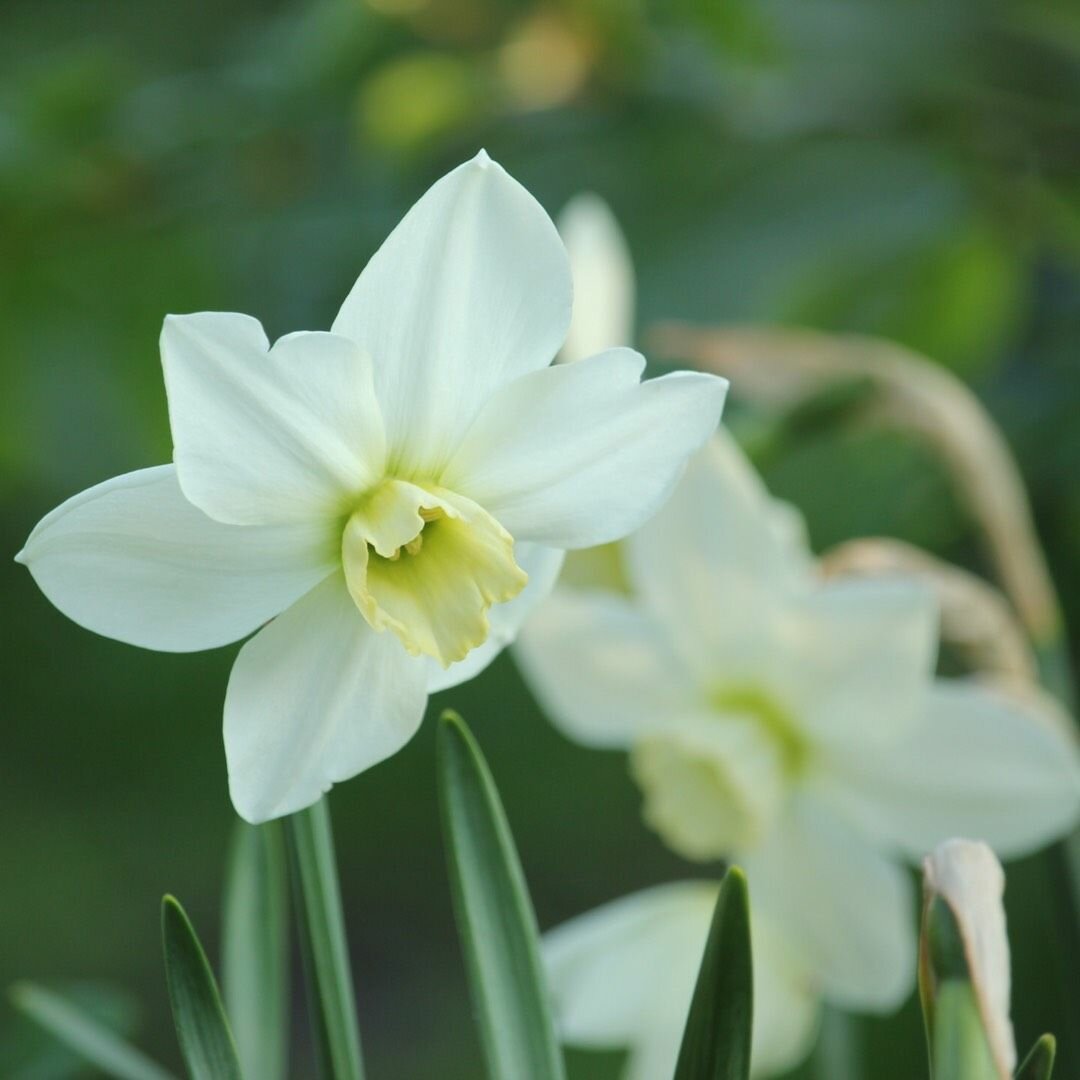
[15, 152, 727, 823]
[516, 429, 1080, 1077]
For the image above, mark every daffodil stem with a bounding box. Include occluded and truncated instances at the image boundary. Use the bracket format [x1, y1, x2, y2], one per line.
[812, 1006, 861, 1080]
[284, 799, 365, 1080]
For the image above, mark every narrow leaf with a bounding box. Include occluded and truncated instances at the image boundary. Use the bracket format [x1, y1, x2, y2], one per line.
[222, 821, 289, 1080]
[436, 711, 566, 1080]
[1015, 1035, 1055, 1080]
[161, 895, 244, 1080]
[9, 982, 176, 1080]
[284, 800, 365, 1080]
[932, 981, 999, 1080]
[673, 866, 753, 1080]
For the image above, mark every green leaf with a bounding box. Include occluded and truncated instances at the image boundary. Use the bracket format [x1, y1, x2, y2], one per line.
[1015, 1035, 1056, 1080]
[932, 981, 999, 1080]
[436, 710, 566, 1080]
[222, 821, 289, 1080]
[284, 800, 365, 1080]
[9, 982, 176, 1080]
[161, 895, 244, 1080]
[673, 866, 752, 1080]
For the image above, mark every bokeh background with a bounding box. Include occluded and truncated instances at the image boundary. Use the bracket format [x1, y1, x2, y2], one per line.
[3, 0, 1079, 1077]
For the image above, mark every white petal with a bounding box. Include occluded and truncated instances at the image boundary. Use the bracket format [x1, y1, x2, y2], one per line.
[820, 680, 1080, 861]
[443, 348, 727, 549]
[514, 587, 696, 748]
[427, 542, 565, 693]
[224, 573, 428, 822]
[743, 795, 915, 1010]
[924, 839, 1015, 1076]
[331, 151, 572, 474]
[16, 465, 334, 652]
[622, 430, 813, 676]
[751, 919, 822, 1077]
[783, 576, 940, 746]
[162, 314, 385, 525]
[558, 193, 635, 364]
[543, 881, 718, 1049]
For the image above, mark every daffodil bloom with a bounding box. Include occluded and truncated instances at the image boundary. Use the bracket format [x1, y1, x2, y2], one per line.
[16, 152, 727, 823]
[923, 839, 1015, 1078]
[516, 430, 1080, 1076]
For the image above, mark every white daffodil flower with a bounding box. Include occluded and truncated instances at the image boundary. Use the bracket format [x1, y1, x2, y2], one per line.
[923, 839, 1015, 1077]
[516, 430, 1080, 1076]
[16, 152, 727, 823]
[544, 881, 820, 1080]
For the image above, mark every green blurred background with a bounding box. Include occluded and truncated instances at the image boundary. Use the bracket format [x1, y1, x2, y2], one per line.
[3, 0, 1080, 1077]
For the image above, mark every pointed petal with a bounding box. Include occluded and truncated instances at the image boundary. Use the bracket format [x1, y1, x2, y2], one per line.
[224, 573, 428, 822]
[162, 314, 385, 525]
[17, 465, 334, 652]
[514, 587, 697, 748]
[332, 152, 572, 473]
[784, 576, 940, 746]
[427, 542, 565, 693]
[558, 194, 635, 364]
[443, 348, 727, 549]
[743, 796, 915, 1011]
[622, 430, 813, 675]
[822, 681, 1080, 861]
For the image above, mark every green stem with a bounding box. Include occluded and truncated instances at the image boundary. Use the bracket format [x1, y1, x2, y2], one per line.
[284, 799, 365, 1080]
[813, 1007, 861, 1080]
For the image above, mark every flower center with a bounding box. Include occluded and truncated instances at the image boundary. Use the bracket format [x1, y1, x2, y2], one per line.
[629, 684, 809, 862]
[341, 479, 527, 666]
[709, 684, 809, 774]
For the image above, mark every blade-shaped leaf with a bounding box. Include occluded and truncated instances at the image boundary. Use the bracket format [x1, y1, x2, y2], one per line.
[673, 866, 753, 1080]
[9, 982, 176, 1080]
[162, 895, 244, 1080]
[436, 711, 566, 1080]
[1015, 1035, 1055, 1080]
[222, 821, 288, 1080]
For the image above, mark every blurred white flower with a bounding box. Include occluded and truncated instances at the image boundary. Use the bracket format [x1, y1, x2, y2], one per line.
[558, 193, 635, 363]
[544, 881, 820, 1080]
[16, 152, 727, 823]
[517, 429, 1080, 1075]
[923, 839, 1015, 1077]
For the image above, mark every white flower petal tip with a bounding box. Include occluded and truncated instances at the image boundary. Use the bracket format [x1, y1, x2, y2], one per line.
[17, 465, 334, 653]
[224, 573, 429, 823]
[161, 313, 386, 526]
[824, 680, 1080, 862]
[331, 152, 572, 473]
[473, 147, 493, 167]
[923, 839, 1016, 1077]
[444, 349, 727, 549]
